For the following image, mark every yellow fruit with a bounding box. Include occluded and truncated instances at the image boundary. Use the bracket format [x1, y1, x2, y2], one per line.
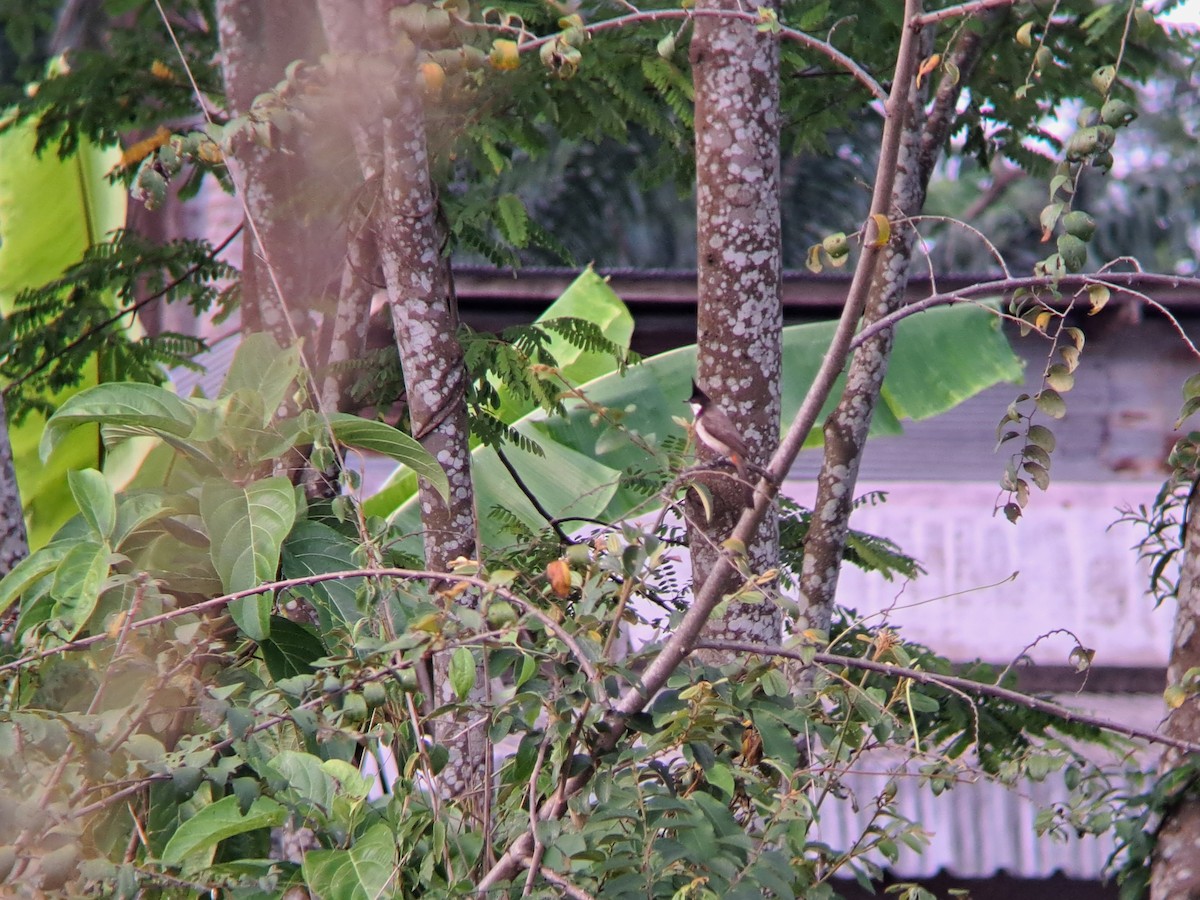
[420, 61, 446, 97]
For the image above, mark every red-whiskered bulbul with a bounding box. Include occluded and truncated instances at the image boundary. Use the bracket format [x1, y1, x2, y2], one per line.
[688, 381, 750, 482]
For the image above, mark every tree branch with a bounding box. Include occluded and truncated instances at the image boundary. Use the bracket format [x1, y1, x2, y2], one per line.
[0, 567, 601, 685]
[850, 272, 1200, 351]
[696, 639, 1199, 755]
[491, 7, 886, 102]
[494, 444, 574, 545]
[912, 0, 1018, 28]
[798, 8, 994, 630]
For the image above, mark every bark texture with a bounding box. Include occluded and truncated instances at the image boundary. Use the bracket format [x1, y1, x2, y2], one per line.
[216, 0, 335, 348]
[0, 393, 29, 581]
[798, 18, 994, 632]
[688, 0, 783, 651]
[1151, 487, 1200, 899]
[316, 0, 481, 803]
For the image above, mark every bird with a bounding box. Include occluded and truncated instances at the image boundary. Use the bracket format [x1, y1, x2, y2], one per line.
[687, 381, 751, 483]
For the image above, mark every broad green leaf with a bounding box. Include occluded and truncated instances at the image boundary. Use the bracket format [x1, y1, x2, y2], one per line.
[280, 520, 366, 630]
[327, 413, 449, 502]
[160, 795, 286, 870]
[41, 383, 198, 462]
[491, 267, 634, 421]
[68, 469, 116, 540]
[50, 539, 109, 636]
[0, 122, 126, 547]
[449, 646, 477, 701]
[367, 293, 1020, 544]
[364, 269, 631, 546]
[302, 822, 397, 900]
[260, 616, 325, 681]
[267, 751, 336, 816]
[218, 333, 302, 422]
[200, 476, 297, 640]
[368, 427, 621, 553]
[0, 539, 74, 617]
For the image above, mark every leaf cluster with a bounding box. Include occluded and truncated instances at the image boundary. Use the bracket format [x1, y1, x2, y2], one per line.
[0, 460, 1139, 897]
[778, 494, 925, 584]
[1, 334, 446, 646]
[0, 0, 220, 161]
[0, 229, 236, 421]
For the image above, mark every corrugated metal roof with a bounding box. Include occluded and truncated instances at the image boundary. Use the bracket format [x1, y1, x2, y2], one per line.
[823, 749, 1129, 880]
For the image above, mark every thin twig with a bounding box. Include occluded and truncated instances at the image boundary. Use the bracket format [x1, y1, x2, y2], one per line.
[521, 856, 599, 900]
[2, 224, 242, 397]
[0, 567, 601, 684]
[850, 272, 1200, 351]
[694, 639, 1200, 755]
[912, 0, 1019, 28]
[494, 444, 573, 545]
[477, 7, 886, 101]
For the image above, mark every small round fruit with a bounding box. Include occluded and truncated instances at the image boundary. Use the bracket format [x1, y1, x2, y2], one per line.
[1057, 234, 1088, 272]
[1062, 211, 1096, 241]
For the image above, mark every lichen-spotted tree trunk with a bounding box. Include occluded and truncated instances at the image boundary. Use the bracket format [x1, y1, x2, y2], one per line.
[1151, 486, 1200, 897]
[315, 0, 483, 805]
[0, 394, 28, 583]
[215, 0, 336, 350]
[688, 0, 783, 651]
[797, 15, 997, 631]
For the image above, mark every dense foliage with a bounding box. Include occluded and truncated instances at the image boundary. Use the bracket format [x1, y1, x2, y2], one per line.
[1, 0, 1199, 897]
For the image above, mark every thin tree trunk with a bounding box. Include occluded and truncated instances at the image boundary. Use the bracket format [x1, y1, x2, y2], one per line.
[316, 0, 482, 804]
[1151, 487, 1200, 897]
[0, 393, 29, 581]
[798, 19, 995, 632]
[688, 0, 783, 652]
[215, 0, 333, 348]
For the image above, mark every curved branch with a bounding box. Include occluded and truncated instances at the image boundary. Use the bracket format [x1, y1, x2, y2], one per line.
[494, 444, 574, 545]
[476, 2, 926, 890]
[912, 0, 1018, 28]
[0, 567, 601, 685]
[850, 272, 1200, 351]
[485, 8, 886, 102]
[696, 639, 1200, 755]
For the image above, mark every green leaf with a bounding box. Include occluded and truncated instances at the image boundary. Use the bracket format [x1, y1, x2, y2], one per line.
[267, 751, 337, 815]
[492, 267, 634, 421]
[368, 291, 1021, 546]
[1027, 423, 1057, 453]
[449, 646, 477, 701]
[280, 521, 366, 629]
[160, 795, 286, 870]
[218, 333, 301, 421]
[302, 823, 397, 900]
[1035, 389, 1067, 419]
[260, 616, 326, 681]
[68, 469, 116, 540]
[1045, 364, 1074, 393]
[200, 476, 297, 640]
[750, 709, 799, 771]
[496, 193, 529, 247]
[0, 540, 74, 618]
[327, 414, 449, 502]
[41, 383, 198, 462]
[49, 539, 110, 636]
